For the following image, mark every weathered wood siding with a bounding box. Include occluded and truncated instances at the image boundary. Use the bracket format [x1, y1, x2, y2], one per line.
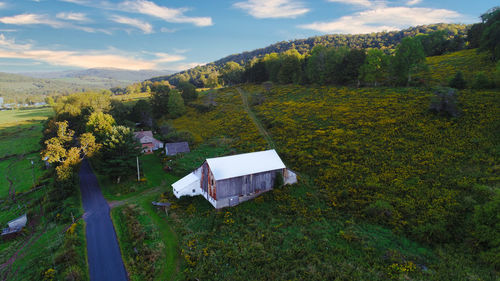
[216, 169, 282, 200]
[201, 162, 217, 200]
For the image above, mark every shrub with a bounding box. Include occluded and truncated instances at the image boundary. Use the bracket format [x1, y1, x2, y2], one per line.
[274, 172, 284, 189]
[63, 265, 84, 281]
[364, 200, 394, 222]
[472, 72, 494, 89]
[165, 130, 194, 145]
[429, 87, 459, 117]
[449, 71, 466, 89]
[472, 191, 500, 268]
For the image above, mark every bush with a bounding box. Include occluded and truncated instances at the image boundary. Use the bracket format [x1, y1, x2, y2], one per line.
[364, 200, 394, 222]
[449, 71, 466, 89]
[63, 265, 84, 281]
[165, 130, 194, 145]
[274, 172, 284, 189]
[471, 72, 494, 89]
[429, 87, 459, 117]
[472, 191, 500, 268]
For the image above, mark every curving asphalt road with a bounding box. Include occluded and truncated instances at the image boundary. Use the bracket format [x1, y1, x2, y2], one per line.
[79, 160, 128, 281]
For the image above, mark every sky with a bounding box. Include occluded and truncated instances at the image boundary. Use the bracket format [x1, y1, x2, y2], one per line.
[0, 0, 494, 73]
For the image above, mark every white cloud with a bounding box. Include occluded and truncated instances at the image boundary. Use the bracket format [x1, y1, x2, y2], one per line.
[299, 7, 462, 34]
[0, 14, 65, 28]
[56, 12, 89, 22]
[59, 0, 89, 4]
[0, 13, 110, 34]
[0, 34, 188, 70]
[60, 0, 213, 27]
[0, 2, 5, 8]
[111, 15, 153, 34]
[119, 0, 212, 26]
[153, 52, 185, 63]
[167, 62, 205, 72]
[327, 0, 373, 8]
[233, 0, 309, 19]
[406, 0, 421, 5]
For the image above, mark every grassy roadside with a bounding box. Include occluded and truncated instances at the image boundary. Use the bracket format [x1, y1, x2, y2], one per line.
[102, 153, 181, 280]
[139, 194, 180, 280]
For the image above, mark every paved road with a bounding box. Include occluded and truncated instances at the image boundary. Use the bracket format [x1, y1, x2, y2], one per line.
[79, 160, 128, 281]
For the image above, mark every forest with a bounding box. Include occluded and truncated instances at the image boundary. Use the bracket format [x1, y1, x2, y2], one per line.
[152, 23, 470, 88]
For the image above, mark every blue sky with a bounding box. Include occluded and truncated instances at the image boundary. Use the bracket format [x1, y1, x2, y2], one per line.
[0, 0, 494, 73]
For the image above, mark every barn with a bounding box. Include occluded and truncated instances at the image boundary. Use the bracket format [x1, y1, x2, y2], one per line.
[172, 149, 297, 208]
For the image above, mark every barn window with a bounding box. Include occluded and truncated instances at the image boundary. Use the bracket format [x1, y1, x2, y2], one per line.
[192, 189, 195, 193]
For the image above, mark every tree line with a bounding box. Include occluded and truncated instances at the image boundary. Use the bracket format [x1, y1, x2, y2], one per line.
[152, 23, 469, 88]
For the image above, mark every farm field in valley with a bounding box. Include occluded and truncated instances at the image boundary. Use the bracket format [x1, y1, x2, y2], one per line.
[0, 107, 88, 281]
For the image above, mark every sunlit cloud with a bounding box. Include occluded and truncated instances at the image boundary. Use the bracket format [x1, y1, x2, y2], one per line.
[406, 0, 422, 5]
[327, 0, 373, 8]
[60, 0, 213, 27]
[0, 13, 110, 34]
[153, 52, 185, 63]
[0, 14, 66, 28]
[0, 34, 190, 70]
[111, 15, 153, 34]
[166, 62, 205, 72]
[299, 7, 462, 34]
[233, 0, 309, 19]
[119, 0, 212, 26]
[56, 12, 89, 22]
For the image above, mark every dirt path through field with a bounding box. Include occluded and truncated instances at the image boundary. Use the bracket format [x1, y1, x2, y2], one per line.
[236, 87, 277, 150]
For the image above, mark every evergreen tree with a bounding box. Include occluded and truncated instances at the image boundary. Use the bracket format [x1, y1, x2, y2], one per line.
[99, 126, 141, 184]
[449, 71, 467, 89]
[130, 100, 153, 127]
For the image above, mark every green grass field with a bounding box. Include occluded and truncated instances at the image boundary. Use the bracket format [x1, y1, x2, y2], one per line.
[0, 106, 88, 281]
[101, 153, 181, 281]
[0, 108, 52, 198]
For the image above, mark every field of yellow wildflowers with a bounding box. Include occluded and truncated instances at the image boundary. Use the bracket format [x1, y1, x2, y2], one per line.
[168, 77, 498, 279]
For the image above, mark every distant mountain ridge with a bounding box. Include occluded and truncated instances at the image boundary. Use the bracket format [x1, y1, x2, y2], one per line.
[0, 68, 173, 103]
[22, 68, 174, 82]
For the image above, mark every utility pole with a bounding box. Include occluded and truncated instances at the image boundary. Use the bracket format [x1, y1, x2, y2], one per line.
[30, 159, 35, 187]
[136, 156, 140, 181]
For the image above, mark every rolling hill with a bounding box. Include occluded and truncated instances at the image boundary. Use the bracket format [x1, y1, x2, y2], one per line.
[0, 68, 173, 104]
[151, 23, 468, 85]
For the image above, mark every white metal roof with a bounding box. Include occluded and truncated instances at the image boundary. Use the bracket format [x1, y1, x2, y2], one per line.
[172, 172, 201, 198]
[206, 149, 286, 181]
[172, 172, 200, 190]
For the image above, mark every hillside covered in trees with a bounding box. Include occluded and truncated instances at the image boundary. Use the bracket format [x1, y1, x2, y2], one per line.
[151, 23, 469, 87]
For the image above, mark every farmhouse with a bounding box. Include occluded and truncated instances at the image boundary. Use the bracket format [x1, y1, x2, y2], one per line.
[172, 149, 297, 208]
[165, 142, 190, 156]
[133, 131, 163, 154]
